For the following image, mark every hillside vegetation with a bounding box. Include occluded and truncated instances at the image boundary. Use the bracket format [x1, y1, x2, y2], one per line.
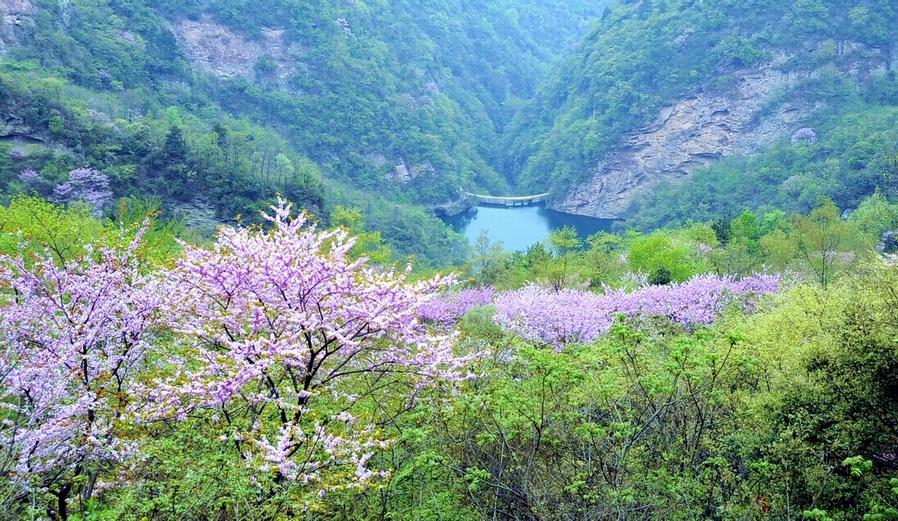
[0, 0, 607, 264]
[5, 2, 898, 519]
[505, 0, 898, 221]
[5, 0, 898, 250]
[1, 194, 898, 520]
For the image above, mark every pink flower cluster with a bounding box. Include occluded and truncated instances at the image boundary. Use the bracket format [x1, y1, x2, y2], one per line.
[494, 274, 780, 348]
[53, 168, 113, 216]
[0, 200, 475, 498]
[418, 286, 496, 325]
[791, 127, 817, 144]
[0, 223, 161, 486]
[17, 169, 40, 185]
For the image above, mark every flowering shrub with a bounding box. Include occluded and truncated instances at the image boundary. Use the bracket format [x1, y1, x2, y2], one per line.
[0, 223, 161, 512]
[17, 169, 40, 185]
[52, 168, 113, 216]
[495, 274, 780, 348]
[418, 286, 496, 325]
[144, 200, 472, 490]
[493, 287, 614, 349]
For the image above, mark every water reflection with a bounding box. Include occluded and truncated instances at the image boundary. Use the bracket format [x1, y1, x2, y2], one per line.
[443, 205, 617, 252]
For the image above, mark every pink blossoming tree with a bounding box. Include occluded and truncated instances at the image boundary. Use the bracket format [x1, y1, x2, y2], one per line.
[52, 168, 113, 217]
[145, 200, 470, 498]
[0, 224, 162, 520]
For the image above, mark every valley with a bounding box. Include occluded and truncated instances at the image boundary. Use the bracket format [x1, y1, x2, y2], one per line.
[1, 1, 898, 520]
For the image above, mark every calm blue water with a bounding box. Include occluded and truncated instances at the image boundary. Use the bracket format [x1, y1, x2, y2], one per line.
[444, 205, 617, 252]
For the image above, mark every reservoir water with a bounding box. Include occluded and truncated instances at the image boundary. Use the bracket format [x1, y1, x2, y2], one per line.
[444, 205, 617, 252]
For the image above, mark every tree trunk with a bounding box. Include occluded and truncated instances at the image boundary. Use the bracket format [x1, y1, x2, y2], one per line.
[50, 483, 71, 521]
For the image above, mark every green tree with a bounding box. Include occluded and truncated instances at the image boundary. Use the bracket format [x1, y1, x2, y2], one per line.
[469, 230, 507, 283]
[581, 232, 627, 288]
[790, 198, 855, 288]
[150, 126, 192, 199]
[330, 205, 392, 264]
[545, 226, 582, 290]
[628, 231, 705, 282]
[850, 191, 898, 242]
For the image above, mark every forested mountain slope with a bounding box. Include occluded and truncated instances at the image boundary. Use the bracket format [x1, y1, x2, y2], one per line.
[7, 4, 898, 520]
[7, 0, 896, 253]
[506, 0, 898, 224]
[0, 0, 608, 264]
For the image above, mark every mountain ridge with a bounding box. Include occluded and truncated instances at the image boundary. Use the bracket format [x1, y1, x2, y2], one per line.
[0, 0, 609, 265]
[505, 0, 898, 224]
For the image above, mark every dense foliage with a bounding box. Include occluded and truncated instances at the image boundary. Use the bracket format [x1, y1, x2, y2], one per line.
[0, 194, 896, 520]
[505, 0, 898, 196]
[0, 0, 612, 266]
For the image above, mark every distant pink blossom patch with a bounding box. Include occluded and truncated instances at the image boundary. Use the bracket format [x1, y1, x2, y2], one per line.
[791, 127, 817, 144]
[52, 167, 113, 216]
[418, 286, 496, 325]
[494, 274, 780, 349]
[17, 169, 39, 185]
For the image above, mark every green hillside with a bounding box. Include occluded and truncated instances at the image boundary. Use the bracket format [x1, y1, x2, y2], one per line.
[505, 0, 898, 210]
[0, 0, 607, 264]
[6, 3, 898, 520]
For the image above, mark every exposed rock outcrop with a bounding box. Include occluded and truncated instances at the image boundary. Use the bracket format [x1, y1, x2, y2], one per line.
[385, 161, 436, 184]
[0, 0, 33, 15]
[0, 111, 40, 142]
[552, 45, 894, 219]
[432, 197, 476, 218]
[0, 0, 34, 53]
[172, 198, 221, 235]
[553, 60, 811, 218]
[175, 17, 304, 82]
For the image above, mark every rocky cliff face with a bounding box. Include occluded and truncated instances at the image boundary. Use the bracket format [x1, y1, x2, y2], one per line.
[0, 0, 33, 16]
[0, 0, 33, 54]
[175, 17, 305, 83]
[551, 45, 895, 219]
